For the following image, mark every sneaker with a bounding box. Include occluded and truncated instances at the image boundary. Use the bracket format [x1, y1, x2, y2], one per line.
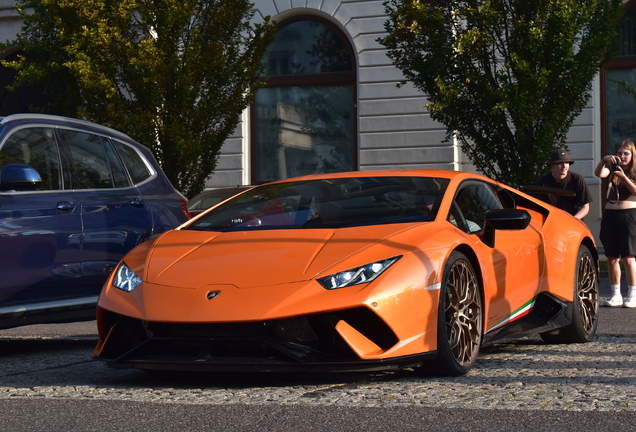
[600, 295, 623, 307]
[624, 295, 636, 308]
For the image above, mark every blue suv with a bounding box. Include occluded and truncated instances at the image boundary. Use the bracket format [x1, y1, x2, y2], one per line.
[0, 114, 190, 329]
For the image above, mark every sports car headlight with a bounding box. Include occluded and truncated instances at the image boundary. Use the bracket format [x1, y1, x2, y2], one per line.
[113, 262, 142, 292]
[317, 256, 402, 290]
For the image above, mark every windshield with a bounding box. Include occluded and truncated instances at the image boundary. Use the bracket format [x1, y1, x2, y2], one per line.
[188, 188, 249, 211]
[184, 176, 449, 232]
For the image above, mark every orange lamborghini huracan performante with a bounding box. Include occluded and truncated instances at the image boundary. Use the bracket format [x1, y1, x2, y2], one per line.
[94, 170, 598, 376]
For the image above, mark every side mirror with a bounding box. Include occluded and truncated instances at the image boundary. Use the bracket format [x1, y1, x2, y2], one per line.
[0, 163, 42, 191]
[482, 209, 531, 248]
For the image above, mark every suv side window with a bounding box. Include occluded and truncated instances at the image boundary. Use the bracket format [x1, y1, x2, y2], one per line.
[62, 129, 115, 189]
[454, 183, 503, 233]
[0, 127, 62, 190]
[112, 140, 152, 184]
[102, 137, 130, 188]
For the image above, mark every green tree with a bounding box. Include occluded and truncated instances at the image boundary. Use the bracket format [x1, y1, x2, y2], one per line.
[3, 0, 275, 198]
[380, 0, 622, 186]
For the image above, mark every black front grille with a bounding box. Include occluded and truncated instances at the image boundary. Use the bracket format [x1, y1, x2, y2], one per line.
[97, 307, 400, 368]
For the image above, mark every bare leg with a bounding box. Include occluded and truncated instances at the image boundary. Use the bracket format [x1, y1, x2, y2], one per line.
[622, 256, 636, 287]
[608, 256, 622, 286]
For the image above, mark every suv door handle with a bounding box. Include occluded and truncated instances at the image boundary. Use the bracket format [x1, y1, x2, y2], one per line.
[130, 198, 145, 207]
[56, 201, 75, 211]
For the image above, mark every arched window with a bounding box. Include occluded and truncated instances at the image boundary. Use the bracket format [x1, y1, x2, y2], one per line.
[603, 1, 636, 155]
[251, 17, 357, 183]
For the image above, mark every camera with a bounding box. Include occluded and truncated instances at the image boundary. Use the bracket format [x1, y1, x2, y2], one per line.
[612, 163, 621, 172]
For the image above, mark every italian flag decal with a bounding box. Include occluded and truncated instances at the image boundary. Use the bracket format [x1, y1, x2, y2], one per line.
[486, 297, 536, 333]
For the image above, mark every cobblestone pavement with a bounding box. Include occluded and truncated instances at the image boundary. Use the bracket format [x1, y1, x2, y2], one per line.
[1, 333, 636, 411]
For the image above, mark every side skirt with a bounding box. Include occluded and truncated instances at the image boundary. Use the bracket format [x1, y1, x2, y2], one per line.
[482, 292, 571, 346]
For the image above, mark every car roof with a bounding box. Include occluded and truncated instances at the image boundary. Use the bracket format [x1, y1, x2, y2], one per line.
[189, 186, 252, 200]
[267, 169, 497, 185]
[195, 185, 252, 194]
[0, 114, 137, 145]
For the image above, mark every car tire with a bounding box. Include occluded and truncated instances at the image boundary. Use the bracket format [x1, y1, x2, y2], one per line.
[428, 251, 483, 376]
[540, 244, 598, 344]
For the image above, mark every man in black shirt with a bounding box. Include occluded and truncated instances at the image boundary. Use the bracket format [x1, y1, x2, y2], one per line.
[537, 149, 593, 220]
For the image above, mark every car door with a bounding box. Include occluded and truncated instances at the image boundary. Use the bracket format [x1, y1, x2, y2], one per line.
[0, 126, 84, 308]
[59, 128, 153, 287]
[450, 181, 544, 332]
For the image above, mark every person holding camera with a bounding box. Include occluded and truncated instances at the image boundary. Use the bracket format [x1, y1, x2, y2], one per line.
[537, 149, 592, 220]
[595, 138, 636, 307]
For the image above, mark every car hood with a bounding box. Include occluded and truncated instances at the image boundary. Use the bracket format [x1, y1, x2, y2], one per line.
[139, 224, 424, 289]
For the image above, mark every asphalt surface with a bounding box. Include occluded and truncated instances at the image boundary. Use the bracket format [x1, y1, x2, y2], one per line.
[0, 277, 635, 431]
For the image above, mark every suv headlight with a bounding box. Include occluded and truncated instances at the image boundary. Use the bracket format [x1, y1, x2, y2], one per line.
[113, 262, 142, 292]
[317, 256, 401, 290]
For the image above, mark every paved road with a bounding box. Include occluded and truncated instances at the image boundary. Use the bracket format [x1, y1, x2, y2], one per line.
[1, 278, 636, 431]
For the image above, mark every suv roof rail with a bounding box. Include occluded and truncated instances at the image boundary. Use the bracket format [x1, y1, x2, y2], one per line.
[0, 114, 134, 142]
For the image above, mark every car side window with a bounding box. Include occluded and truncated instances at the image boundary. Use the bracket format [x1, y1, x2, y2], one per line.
[102, 137, 131, 188]
[0, 127, 62, 190]
[454, 183, 503, 233]
[447, 201, 468, 231]
[111, 140, 152, 184]
[62, 129, 115, 189]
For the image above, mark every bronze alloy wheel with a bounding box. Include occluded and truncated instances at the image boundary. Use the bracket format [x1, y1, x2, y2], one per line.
[445, 258, 483, 367]
[576, 247, 598, 335]
[540, 244, 598, 343]
[426, 251, 483, 376]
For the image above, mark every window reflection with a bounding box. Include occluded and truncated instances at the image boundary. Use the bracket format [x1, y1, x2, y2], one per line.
[619, 6, 636, 56]
[264, 20, 352, 75]
[605, 3, 636, 155]
[606, 69, 636, 155]
[255, 18, 356, 183]
[454, 185, 502, 233]
[0, 128, 62, 190]
[256, 85, 354, 182]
